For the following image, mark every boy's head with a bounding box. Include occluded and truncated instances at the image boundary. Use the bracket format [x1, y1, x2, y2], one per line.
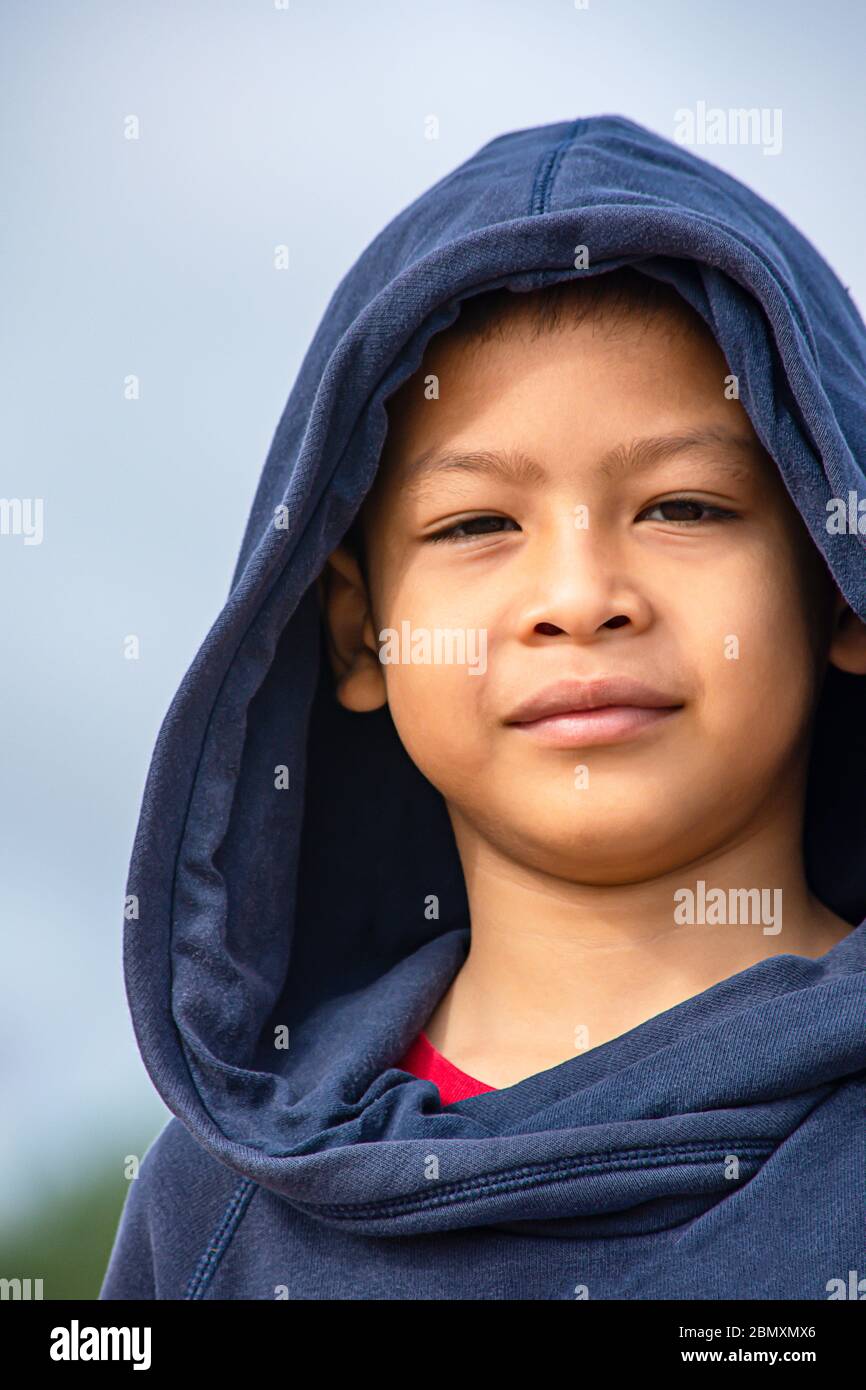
[318, 269, 866, 885]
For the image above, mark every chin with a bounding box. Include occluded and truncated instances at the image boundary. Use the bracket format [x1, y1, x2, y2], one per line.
[505, 811, 684, 872]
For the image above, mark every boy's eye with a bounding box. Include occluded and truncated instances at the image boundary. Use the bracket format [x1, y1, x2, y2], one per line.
[426, 515, 521, 543]
[425, 498, 738, 544]
[638, 497, 739, 525]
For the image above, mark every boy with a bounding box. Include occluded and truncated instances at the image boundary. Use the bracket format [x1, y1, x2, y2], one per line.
[323, 269, 861, 1091]
[102, 116, 866, 1300]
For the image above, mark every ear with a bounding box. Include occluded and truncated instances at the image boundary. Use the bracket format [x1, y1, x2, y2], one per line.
[316, 544, 387, 712]
[826, 587, 866, 676]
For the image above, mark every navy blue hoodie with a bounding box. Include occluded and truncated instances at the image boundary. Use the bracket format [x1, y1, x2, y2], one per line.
[101, 115, 866, 1301]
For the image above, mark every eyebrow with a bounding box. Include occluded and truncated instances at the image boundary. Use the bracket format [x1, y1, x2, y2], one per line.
[402, 427, 760, 495]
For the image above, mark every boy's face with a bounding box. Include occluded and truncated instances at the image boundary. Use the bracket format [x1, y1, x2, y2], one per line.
[322, 300, 858, 884]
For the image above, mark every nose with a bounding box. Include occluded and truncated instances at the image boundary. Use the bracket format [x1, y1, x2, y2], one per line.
[515, 520, 652, 642]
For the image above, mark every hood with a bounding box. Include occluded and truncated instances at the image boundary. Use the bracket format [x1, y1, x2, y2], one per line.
[124, 115, 866, 1239]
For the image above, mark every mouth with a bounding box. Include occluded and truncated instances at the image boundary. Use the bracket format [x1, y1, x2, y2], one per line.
[504, 677, 684, 748]
[508, 703, 682, 748]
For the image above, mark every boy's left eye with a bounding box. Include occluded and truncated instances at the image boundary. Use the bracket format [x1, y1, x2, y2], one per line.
[638, 497, 739, 525]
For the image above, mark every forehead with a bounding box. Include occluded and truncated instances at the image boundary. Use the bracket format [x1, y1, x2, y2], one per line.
[377, 300, 755, 491]
[391, 290, 721, 411]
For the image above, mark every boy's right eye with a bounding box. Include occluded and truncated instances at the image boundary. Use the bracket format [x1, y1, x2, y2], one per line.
[426, 515, 521, 543]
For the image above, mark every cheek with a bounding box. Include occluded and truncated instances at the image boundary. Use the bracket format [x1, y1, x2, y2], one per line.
[682, 567, 817, 750]
[377, 570, 497, 783]
[385, 660, 492, 789]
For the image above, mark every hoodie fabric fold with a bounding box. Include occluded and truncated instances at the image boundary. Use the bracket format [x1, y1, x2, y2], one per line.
[101, 115, 866, 1300]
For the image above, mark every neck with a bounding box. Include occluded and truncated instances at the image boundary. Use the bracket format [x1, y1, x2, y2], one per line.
[424, 803, 852, 1090]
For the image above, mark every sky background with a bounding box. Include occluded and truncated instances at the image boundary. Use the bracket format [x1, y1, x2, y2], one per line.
[3, 0, 865, 1240]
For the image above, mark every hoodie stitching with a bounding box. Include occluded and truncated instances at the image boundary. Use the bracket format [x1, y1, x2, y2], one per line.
[185, 1177, 259, 1299]
[529, 118, 586, 216]
[296, 1140, 775, 1221]
[524, 125, 824, 409]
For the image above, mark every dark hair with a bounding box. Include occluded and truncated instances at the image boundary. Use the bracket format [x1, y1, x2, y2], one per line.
[342, 267, 706, 583]
[444, 266, 702, 351]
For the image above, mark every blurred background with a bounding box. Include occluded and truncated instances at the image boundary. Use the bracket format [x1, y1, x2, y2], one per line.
[2, 0, 864, 1298]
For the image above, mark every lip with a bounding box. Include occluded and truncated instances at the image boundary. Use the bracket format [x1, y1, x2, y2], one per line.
[504, 677, 684, 749]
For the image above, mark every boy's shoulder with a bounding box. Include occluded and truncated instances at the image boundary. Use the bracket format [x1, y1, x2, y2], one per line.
[100, 1116, 258, 1300]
